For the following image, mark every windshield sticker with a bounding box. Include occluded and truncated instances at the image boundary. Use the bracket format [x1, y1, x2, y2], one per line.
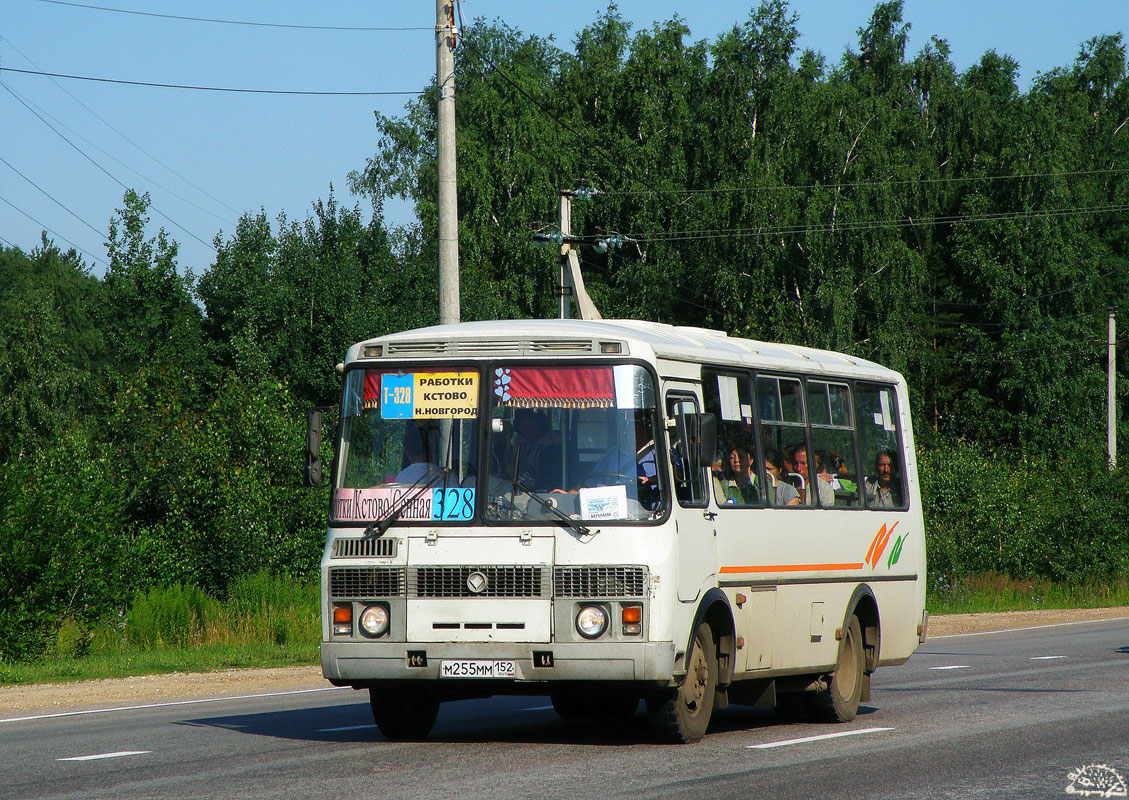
[364, 371, 479, 419]
[579, 485, 628, 520]
[334, 487, 476, 522]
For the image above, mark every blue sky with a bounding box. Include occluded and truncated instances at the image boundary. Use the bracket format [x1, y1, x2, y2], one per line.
[1, 0, 1124, 276]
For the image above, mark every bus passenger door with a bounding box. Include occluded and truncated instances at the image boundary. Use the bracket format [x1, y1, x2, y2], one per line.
[665, 388, 718, 602]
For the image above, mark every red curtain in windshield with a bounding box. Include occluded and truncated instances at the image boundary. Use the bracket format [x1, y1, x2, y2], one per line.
[493, 366, 615, 408]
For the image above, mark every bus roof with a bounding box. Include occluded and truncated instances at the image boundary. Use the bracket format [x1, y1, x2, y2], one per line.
[346, 319, 902, 383]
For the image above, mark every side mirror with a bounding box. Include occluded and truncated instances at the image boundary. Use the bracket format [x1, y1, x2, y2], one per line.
[305, 406, 332, 487]
[688, 412, 717, 470]
[672, 406, 717, 473]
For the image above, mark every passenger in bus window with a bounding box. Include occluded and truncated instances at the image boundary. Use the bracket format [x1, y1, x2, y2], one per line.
[568, 410, 659, 509]
[865, 449, 903, 508]
[782, 444, 796, 476]
[791, 445, 833, 506]
[635, 413, 659, 510]
[717, 443, 758, 505]
[815, 450, 839, 507]
[763, 448, 800, 506]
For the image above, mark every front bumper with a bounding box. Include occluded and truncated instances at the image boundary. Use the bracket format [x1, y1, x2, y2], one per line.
[322, 639, 676, 685]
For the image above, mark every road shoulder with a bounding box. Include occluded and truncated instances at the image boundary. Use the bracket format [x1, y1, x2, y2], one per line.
[4, 607, 1129, 715]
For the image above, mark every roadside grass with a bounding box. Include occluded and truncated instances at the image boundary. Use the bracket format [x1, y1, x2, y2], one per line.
[0, 643, 318, 686]
[6, 571, 1129, 685]
[0, 572, 319, 686]
[927, 572, 1129, 615]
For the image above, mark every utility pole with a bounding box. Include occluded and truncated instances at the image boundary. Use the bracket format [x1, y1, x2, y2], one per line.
[436, 0, 460, 325]
[558, 190, 573, 319]
[1109, 309, 1117, 469]
[553, 187, 602, 321]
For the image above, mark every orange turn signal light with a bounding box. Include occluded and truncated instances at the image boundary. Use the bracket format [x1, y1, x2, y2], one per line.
[621, 606, 642, 624]
[333, 605, 353, 624]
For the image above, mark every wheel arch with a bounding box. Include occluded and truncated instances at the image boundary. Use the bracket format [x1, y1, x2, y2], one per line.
[686, 588, 736, 686]
[844, 584, 881, 673]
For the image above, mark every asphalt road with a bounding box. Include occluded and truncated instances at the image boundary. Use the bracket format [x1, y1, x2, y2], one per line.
[3, 618, 1128, 800]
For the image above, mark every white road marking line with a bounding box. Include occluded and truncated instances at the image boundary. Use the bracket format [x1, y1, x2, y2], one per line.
[319, 724, 378, 732]
[747, 727, 894, 749]
[1, 686, 348, 724]
[1031, 655, 1066, 660]
[58, 750, 151, 762]
[928, 665, 970, 670]
[520, 705, 554, 712]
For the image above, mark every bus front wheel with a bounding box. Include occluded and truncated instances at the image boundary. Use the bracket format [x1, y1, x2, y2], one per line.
[647, 623, 717, 743]
[813, 615, 864, 723]
[369, 686, 440, 740]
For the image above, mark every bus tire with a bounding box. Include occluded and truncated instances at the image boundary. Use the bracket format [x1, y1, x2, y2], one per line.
[598, 695, 640, 719]
[647, 623, 717, 743]
[369, 686, 440, 740]
[550, 691, 591, 720]
[550, 692, 638, 720]
[813, 615, 864, 723]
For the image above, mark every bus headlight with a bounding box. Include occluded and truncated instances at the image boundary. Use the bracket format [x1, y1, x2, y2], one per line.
[359, 604, 390, 638]
[575, 605, 609, 639]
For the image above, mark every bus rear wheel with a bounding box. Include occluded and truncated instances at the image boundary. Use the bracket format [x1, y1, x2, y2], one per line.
[647, 623, 717, 743]
[812, 615, 864, 723]
[369, 686, 440, 740]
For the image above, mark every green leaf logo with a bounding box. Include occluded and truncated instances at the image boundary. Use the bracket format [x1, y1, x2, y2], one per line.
[886, 532, 910, 568]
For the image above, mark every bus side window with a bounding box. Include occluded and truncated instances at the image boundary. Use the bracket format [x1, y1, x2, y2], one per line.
[856, 383, 908, 509]
[807, 381, 861, 508]
[703, 370, 761, 507]
[755, 375, 809, 507]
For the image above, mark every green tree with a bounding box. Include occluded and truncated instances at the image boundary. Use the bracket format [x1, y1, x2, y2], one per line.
[198, 193, 424, 405]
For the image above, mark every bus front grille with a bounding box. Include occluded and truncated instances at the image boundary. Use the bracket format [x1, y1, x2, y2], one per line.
[331, 537, 398, 558]
[329, 567, 405, 598]
[554, 566, 647, 598]
[410, 566, 547, 598]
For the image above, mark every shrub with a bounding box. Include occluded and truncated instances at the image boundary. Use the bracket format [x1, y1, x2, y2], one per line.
[920, 440, 1129, 586]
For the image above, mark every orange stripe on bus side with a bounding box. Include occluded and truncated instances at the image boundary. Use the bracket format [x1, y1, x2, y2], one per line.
[720, 563, 865, 574]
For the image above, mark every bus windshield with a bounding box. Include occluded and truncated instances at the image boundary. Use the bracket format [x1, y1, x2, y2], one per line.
[333, 367, 480, 524]
[331, 362, 663, 525]
[484, 364, 661, 523]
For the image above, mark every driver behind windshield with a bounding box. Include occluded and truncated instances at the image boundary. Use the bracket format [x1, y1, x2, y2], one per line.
[393, 423, 435, 484]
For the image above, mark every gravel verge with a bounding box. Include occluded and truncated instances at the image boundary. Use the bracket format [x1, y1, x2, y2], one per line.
[3, 607, 1127, 716]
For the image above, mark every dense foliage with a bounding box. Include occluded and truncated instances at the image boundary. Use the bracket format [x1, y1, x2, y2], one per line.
[2, 1, 1128, 660]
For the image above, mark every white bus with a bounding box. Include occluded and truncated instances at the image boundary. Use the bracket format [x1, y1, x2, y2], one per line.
[308, 319, 927, 743]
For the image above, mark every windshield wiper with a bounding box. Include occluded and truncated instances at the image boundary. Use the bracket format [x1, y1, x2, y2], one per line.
[507, 473, 593, 538]
[362, 466, 446, 539]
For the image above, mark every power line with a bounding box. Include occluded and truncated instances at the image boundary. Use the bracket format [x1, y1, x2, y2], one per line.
[0, 67, 424, 96]
[0, 152, 107, 239]
[2, 81, 235, 228]
[35, 0, 432, 31]
[0, 34, 239, 216]
[622, 203, 1129, 242]
[2, 81, 217, 252]
[0, 193, 108, 268]
[595, 167, 1129, 198]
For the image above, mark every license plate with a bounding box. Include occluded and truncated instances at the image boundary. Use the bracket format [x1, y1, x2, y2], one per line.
[440, 659, 517, 679]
